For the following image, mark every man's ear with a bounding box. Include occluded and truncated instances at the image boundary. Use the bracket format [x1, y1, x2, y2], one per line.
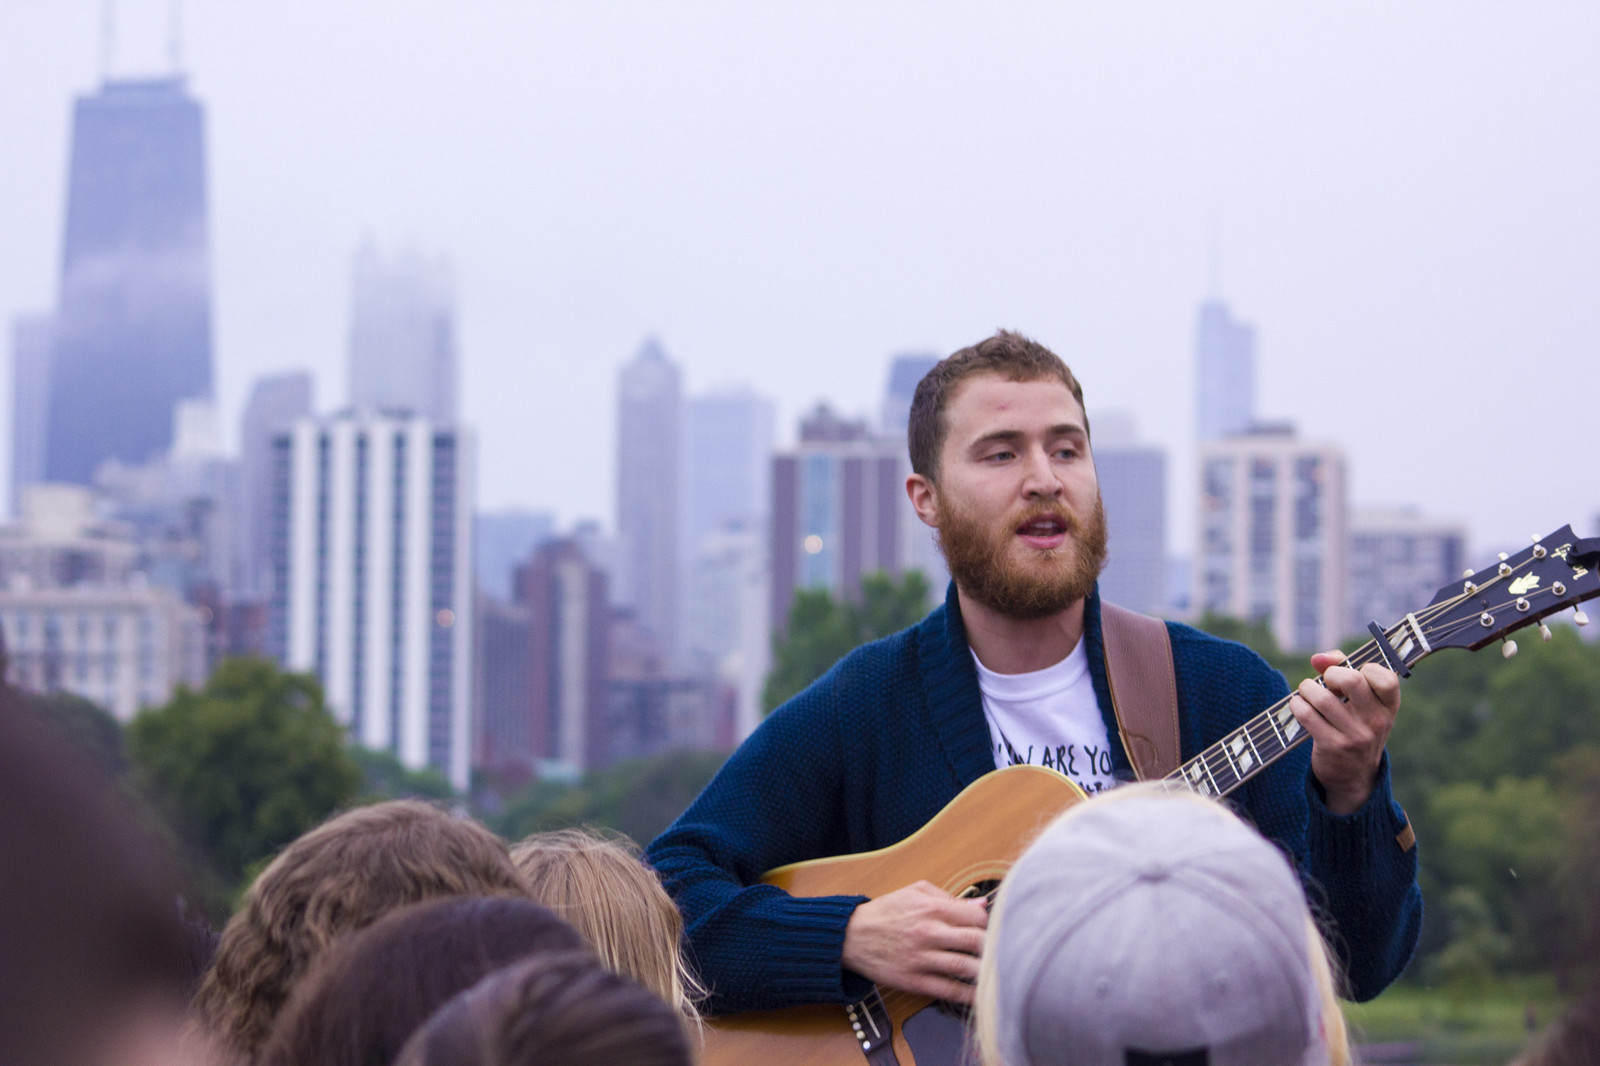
[905, 473, 940, 529]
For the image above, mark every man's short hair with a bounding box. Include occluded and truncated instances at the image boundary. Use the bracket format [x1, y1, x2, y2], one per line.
[907, 330, 1088, 481]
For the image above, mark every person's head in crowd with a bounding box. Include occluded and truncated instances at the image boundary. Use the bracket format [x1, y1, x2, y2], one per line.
[1515, 982, 1600, 1066]
[394, 951, 694, 1066]
[258, 896, 587, 1066]
[510, 828, 703, 1020]
[975, 786, 1350, 1066]
[194, 800, 527, 1063]
[0, 696, 193, 1066]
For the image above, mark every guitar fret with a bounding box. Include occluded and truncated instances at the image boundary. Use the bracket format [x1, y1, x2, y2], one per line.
[1264, 706, 1288, 748]
[1183, 754, 1222, 797]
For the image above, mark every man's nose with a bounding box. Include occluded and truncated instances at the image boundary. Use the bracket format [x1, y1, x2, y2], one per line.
[1020, 447, 1061, 498]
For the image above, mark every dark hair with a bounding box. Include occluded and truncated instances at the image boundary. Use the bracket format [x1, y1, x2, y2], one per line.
[1516, 982, 1600, 1066]
[258, 896, 588, 1066]
[395, 951, 693, 1066]
[907, 329, 1088, 481]
[195, 800, 527, 1062]
[0, 698, 188, 1066]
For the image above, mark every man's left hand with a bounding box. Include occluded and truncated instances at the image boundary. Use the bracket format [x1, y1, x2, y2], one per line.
[1288, 652, 1401, 816]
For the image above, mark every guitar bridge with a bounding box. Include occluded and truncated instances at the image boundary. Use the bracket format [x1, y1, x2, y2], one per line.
[846, 991, 899, 1064]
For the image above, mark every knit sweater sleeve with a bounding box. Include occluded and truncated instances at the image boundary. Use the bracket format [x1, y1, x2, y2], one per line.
[1224, 652, 1423, 1002]
[645, 669, 873, 1015]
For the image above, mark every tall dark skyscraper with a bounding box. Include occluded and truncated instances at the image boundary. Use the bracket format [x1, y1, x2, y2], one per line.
[44, 77, 214, 485]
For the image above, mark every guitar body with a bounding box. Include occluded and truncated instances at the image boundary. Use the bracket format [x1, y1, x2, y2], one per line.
[702, 765, 1088, 1066]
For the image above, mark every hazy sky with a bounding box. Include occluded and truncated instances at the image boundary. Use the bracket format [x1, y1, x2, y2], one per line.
[2, 1, 1597, 557]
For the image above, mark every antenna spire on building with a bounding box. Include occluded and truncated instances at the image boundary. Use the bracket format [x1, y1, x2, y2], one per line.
[99, 0, 115, 79]
[168, 0, 183, 72]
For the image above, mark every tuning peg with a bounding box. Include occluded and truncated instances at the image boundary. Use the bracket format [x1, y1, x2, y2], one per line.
[1502, 639, 1519, 659]
[1463, 568, 1476, 579]
[1577, 608, 1590, 627]
[1499, 552, 1509, 562]
[1540, 623, 1553, 642]
[1532, 534, 1541, 542]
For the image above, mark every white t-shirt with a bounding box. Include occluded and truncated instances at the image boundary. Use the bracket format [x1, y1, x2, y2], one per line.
[973, 639, 1119, 795]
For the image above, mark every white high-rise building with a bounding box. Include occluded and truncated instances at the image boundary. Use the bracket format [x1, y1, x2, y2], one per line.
[1093, 413, 1168, 616]
[239, 373, 313, 598]
[0, 485, 206, 719]
[616, 339, 681, 657]
[1195, 300, 1257, 442]
[348, 245, 457, 423]
[268, 412, 474, 788]
[1197, 424, 1348, 652]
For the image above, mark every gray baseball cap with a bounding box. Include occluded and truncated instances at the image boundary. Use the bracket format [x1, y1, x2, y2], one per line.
[988, 792, 1330, 1066]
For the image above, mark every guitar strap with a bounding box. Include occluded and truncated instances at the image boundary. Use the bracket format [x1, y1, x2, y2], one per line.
[1100, 602, 1181, 781]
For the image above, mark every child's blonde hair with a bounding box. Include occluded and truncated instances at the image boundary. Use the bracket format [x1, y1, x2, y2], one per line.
[510, 828, 704, 1024]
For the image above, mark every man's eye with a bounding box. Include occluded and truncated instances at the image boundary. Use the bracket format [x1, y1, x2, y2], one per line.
[986, 450, 1015, 462]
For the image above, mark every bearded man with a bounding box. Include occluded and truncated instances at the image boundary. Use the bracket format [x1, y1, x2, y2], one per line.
[646, 331, 1422, 1015]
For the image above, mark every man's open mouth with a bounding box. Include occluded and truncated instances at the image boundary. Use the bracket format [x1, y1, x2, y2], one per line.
[1016, 514, 1068, 538]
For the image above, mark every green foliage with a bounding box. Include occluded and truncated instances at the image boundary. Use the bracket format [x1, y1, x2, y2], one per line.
[352, 743, 455, 803]
[127, 657, 361, 906]
[763, 570, 931, 713]
[492, 750, 728, 848]
[1201, 611, 1600, 988]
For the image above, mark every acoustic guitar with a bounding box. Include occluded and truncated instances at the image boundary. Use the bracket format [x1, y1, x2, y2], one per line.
[701, 527, 1600, 1066]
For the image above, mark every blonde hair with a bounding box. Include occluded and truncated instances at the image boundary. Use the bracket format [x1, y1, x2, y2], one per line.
[510, 828, 704, 1023]
[193, 800, 527, 1064]
[972, 784, 1350, 1066]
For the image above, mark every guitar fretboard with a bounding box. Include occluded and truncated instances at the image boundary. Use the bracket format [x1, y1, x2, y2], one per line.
[1162, 619, 1426, 798]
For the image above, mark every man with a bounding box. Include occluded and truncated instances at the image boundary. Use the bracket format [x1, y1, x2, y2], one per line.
[647, 331, 1421, 1014]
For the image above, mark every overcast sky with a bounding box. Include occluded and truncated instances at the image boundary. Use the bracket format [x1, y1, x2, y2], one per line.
[2, 1, 1596, 557]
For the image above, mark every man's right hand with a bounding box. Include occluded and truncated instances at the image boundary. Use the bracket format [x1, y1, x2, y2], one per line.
[840, 880, 989, 1005]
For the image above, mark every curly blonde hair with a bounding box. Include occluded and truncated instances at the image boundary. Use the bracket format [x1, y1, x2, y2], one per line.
[193, 800, 526, 1063]
[510, 828, 704, 1023]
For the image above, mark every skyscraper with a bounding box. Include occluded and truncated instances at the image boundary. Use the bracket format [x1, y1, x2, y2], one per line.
[879, 353, 940, 436]
[44, 77, 213, 485]
[1347, 508, 1466, 636]
[770, 406, 909, 635]
[615, 338, 680, 655]
[1092, 413, 1168, 615]
[348, 245, 458, 422]
[9, 315, 53, 514]
[512, 539, 610, 773]
[268, 411, 475, 789]
[238, 372, 312, 597]
[1195, 299, 1256, 441]
[685, 387, 774, 554]
[1197, 424, 1348, 651]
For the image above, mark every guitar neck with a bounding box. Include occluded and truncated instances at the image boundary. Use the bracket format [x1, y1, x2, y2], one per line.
[1164, 620, 1426, 799]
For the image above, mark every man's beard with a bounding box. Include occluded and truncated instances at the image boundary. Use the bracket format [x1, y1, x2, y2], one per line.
[936, 492, 1109, 621]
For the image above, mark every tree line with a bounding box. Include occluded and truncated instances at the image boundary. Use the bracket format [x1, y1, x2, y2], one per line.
[11, 573, 1597, 996]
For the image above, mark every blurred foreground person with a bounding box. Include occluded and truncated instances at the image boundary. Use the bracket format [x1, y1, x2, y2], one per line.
[512, 828, 704, 1021]
[975, 787, 1350, 1066]
[0, 697, 196, 1066]
[1515, 982, 1600, 1066]
[258, 896, 587, 1066]
[395, 952, 693, 1066]
[194, 800, 527, 1063]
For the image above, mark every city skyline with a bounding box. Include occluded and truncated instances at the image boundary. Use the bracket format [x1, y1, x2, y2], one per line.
[3, 4, 1598, 557]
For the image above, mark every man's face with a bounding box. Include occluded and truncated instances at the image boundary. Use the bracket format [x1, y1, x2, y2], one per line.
[914, 373, 1107, 620]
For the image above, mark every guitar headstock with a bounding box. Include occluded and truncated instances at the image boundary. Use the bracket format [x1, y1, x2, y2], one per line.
[1414, 525, 1599, 654]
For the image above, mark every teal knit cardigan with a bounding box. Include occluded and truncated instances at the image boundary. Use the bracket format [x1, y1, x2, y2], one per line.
[647, 584, 1422, 1013]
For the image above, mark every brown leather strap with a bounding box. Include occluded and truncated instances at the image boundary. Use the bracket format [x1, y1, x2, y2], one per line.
[1100, 602, 1181, 781]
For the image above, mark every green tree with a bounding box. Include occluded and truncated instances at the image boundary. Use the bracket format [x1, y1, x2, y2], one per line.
[127, 658, 361, 906]
[763, 570, 931, 713]
[351, 743, 455, 803]
[493, 750, 727, 847]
